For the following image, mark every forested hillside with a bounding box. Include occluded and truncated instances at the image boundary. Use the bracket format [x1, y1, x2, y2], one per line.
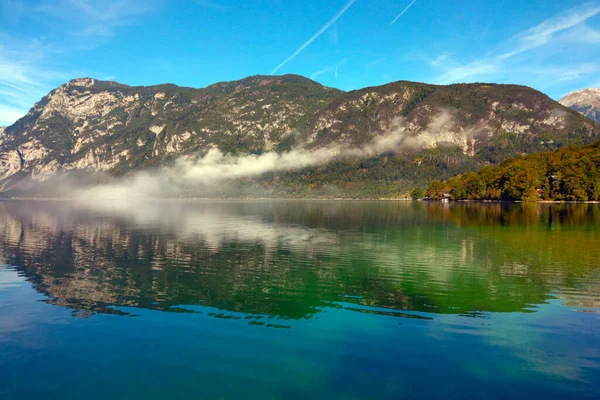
[425, 141, 600, 201]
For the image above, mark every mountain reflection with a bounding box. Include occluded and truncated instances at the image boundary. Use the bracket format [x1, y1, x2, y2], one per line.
[0, 200, 598, 320]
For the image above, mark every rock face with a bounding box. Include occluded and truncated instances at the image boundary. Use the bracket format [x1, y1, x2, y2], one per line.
[0, 75, 598, 196]
[559, 88, 600, 124]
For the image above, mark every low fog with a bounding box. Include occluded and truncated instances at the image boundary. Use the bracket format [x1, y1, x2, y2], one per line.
[42, 110, 472, 200]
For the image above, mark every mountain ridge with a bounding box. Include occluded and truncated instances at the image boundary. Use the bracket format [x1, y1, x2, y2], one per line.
[1, 74, 598, 197]
[559, 88, 600, 124]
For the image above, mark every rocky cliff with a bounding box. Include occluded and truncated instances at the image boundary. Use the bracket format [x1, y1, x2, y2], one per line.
[1, 75, 597, 197]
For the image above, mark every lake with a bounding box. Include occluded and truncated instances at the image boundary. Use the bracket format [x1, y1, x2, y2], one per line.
[0, 200, 599, 399]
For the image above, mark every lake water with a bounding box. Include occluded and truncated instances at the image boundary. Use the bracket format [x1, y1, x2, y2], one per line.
[0, 200, 599, 399]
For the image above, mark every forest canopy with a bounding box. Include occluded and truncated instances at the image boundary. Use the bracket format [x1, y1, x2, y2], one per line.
[425, 141, 600, 201]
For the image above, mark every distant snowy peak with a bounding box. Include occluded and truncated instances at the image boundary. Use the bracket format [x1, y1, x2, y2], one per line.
[559, 88, 600, 124]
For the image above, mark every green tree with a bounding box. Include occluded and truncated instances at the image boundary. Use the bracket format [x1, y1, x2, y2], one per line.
[428, 140, 600, 202]
[410, 187, 424, 200]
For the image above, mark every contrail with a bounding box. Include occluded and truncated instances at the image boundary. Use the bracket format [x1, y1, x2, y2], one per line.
[310, 57, 348, 80]
[270, 0, 357, 75]
[481, 0, 506, 39]
[390, 0, 417, 26]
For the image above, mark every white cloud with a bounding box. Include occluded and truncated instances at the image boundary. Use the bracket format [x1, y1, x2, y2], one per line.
[433, 2, 600, 88]
[0, 40, 64, 125]
[500, 3, 600, 59]
[561, 24, 600, 44]
[0, 1, 159, 127]
[539, 63, 600, 81]
[436, 61, 497, 85]
[76, 111, 462, 200]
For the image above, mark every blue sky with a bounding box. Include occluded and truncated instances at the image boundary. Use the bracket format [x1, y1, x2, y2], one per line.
[1, 0, 600, 125]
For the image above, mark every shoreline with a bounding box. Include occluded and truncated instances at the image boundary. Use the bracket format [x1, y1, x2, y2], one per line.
[1, 197, 600, 204]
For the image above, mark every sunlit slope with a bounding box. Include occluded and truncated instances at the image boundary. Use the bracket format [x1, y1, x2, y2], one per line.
[1, 75, 597, 197]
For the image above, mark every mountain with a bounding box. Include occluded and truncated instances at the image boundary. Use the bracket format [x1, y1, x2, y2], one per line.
[559, 88, 600, 124]
[1, 75, 598, 197]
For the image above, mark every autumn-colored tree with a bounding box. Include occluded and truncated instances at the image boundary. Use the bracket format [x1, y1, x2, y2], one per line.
[425, 179, 448, 200]
[431, 141, 600, 201]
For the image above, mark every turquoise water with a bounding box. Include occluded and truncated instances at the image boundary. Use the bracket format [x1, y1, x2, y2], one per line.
[0, 200, 599, 399]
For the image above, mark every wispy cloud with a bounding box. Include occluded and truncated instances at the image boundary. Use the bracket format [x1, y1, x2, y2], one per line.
[562, 24, 600, 44]
[540, 63, 600, 82]
[310, 57, 348, 80]
[433, 2, 600, 92]
[335, 62, 342, 80]
[270, 0, 356, 75]
[310, 66, 335, 80]
[329, 23, 339, 45]
[0, 38, 64, 125]
[0, 0, 158, 126]
[34, 0, 157, 38]
[436, 56, 600, 88]
[500, 3, 600, 59]
[364, 57, 386, 70]
[436, 61, 497, 84]
[390, 0, 417, 26]
[430, 53, 450, 67]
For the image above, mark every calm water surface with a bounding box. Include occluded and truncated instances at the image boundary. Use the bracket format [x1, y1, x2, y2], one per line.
[0, 200, 599, 399]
